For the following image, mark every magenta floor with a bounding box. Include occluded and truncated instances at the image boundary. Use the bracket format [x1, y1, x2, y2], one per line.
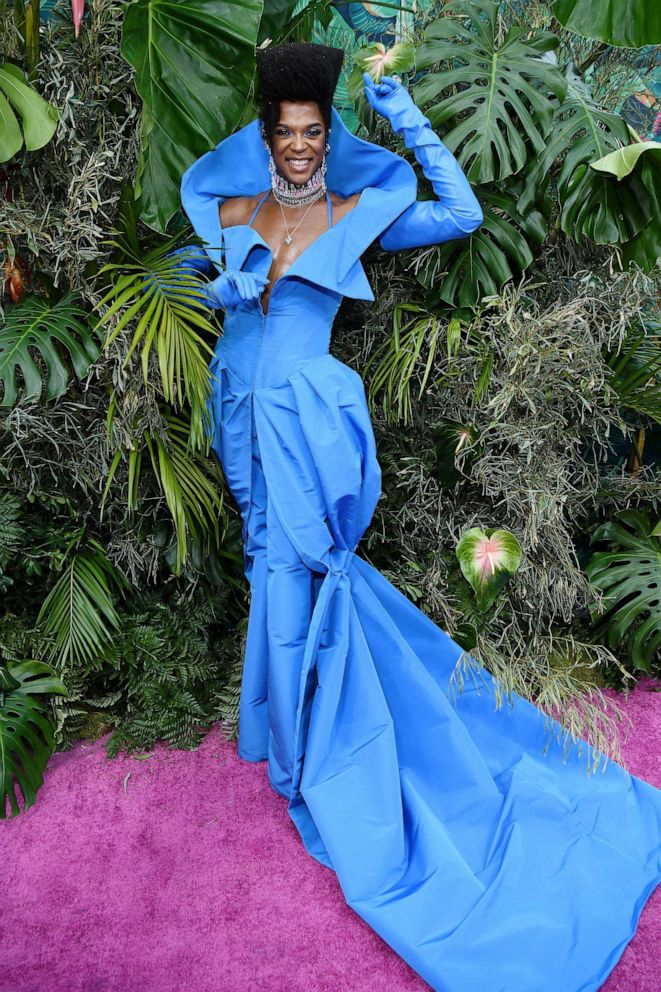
[3, 677, 660, 992]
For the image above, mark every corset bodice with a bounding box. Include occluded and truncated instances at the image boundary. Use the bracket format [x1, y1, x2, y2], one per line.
[217, 280, 342, 389]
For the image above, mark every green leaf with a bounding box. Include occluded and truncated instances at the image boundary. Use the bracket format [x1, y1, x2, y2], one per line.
[415, 184, 548, 308]
[0, 494, 22, 568]
[0, 63, 59, 162]
[36, 541, 131, 667]
[591, 138, 661, 179]
[364, 304, 448, 424]
[456, 526, 522, 612]
[121, 0, 264, 232]
[586, 510, 661, 671]
[0, 660, 67, 819]
[0, 293, 101, 407]
[521, 76, 654, 245]
[257, 0, 298, 45]
[604, 321, 661, 423]
[432, 417, 481, 488]
[144, 413, 225, 570]
[591, 138, 661, 268]
[413, 0, 567, 184]
[553, 0, 661, 48]
[95, 236, 219, 435]
[0, 91, 22, 162]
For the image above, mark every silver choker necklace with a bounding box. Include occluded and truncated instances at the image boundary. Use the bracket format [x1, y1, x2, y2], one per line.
[269, 163, 327, 208]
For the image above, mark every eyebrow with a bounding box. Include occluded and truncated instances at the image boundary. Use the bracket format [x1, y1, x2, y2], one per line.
[275, 121, 323, 128]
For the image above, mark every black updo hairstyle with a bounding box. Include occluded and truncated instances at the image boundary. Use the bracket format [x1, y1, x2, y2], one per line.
[255, 42, 344, 147]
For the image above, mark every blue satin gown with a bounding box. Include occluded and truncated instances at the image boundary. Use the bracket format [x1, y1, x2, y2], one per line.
[181, 106, 661, 992]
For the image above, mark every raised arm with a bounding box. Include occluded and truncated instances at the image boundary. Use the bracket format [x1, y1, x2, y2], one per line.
[363, 73, 483, 252]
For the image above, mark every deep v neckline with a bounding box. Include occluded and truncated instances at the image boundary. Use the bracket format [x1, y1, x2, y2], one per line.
[248, 188, 333, 312]
[221, 188, 362, 317]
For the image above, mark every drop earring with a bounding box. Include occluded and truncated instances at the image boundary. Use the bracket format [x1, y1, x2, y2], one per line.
[261, 124, 277, 182]
[321, 128, 331, 180]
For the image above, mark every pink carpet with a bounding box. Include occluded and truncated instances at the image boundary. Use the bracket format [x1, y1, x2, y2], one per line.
[3, 677, 660, 992]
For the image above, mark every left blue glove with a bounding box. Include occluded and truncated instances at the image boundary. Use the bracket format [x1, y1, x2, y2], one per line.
[362, 72, 483, 249]
[363, 72, 427, 136]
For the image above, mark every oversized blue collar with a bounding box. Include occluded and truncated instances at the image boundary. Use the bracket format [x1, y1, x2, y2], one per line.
[180, 105, 418, 300]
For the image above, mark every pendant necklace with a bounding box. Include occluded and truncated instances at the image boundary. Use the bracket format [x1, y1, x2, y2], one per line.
[276, 195, 322, 246]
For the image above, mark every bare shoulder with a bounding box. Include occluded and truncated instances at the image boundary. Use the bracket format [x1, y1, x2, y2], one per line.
[219, 192, 268, 229]
[330, 191, 361, 222]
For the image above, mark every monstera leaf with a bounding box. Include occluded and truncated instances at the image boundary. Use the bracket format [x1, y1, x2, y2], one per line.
[553, 0, 661, 48]
[415, 185, 549, 309]
[520, 77, 655, 246]
[413, 0, 567, 184]
[0, 293, 101, 406]
[586, 510, 661, 672]
[0, 63, 59, 162]
[121, 0, 263, 231]
[1, 661, 67, 819]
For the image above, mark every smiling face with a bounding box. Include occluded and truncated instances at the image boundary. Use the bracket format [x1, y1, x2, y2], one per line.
[269, 100, 327, 185]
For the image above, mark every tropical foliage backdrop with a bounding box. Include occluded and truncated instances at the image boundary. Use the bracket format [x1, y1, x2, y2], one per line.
[1, 0, 660, 817]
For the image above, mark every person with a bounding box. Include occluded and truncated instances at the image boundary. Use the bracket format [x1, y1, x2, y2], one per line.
[178, 42, 661, 992]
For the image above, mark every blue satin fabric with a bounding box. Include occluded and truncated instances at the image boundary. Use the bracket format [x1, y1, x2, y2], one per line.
[181, 108, 661, 992]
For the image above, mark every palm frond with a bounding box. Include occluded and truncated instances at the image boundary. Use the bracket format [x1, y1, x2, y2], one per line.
[95, 237, 219, 427]
[102, 408, 225, 573]
[36, 539, 131, 667]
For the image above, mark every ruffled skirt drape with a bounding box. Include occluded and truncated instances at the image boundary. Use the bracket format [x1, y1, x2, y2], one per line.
[208, 348, 661, 992]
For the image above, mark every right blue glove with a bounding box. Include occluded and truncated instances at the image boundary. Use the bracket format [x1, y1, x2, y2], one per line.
[201, 269, 270, 310]
[165, 245, 269, 310]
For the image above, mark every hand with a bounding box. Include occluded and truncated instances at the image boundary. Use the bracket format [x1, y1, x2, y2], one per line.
[362, 71, 427, 136]
[201, 269, 270, 310]
[363, 72, 413, 119]
[164, 246, 269, 310]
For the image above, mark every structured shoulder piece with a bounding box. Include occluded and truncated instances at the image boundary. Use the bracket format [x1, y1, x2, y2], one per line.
[180, 105, 418, 301]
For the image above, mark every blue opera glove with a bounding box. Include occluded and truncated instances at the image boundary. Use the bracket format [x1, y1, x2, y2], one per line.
[201, 270, 270, 310]
[363, 71, 419, 124]
[165, 245, 269, 310]
[363, 72, 484, 250]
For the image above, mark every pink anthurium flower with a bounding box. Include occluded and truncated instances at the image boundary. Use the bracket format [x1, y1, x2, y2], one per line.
[362, 41, 416, 83]
[456, 527, 523, 612]
[71, 0, 85, 38]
